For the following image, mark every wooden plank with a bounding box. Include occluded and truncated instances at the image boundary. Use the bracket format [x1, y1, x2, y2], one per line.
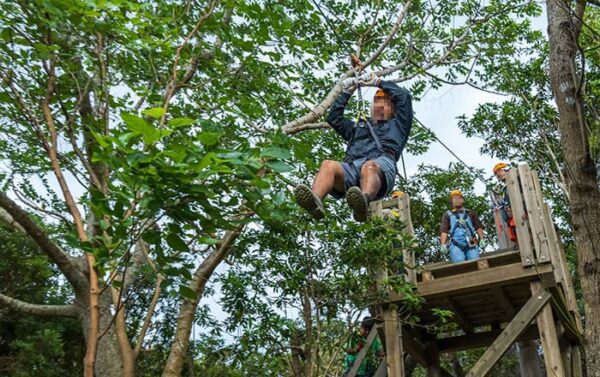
[401, 328, 428, 367]
[374, 359, 387, 377]
[547, 286, 583, 344]
[552, 216, 583, 333]
[443, 298, 474, 334]
[397, 194, 416, 284]
[438, 326, 539, 353]
[417, 250, 522, 281]
[383, 309, 404, 377]
[347, 324, 381, 377]
[426, 338, 441, 377]
[505, 168, 535, 266]
[491, 287, 516, 320]
[518, 164, 551, 264]
[530, 168, 553, 263]
[572, 346, 583, 377]
[390, 262, 555, 301]
[531, 281, 566, 377]
[465, 290, 552, 377]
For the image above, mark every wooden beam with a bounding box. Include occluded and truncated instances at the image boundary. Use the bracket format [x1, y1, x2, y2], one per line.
[383, 309, 404, 377]
[531, 281, 566, 377]
[397, 194, 416, 284]
[519, 165, 551, 264]
[401, 328, 428, 367]
[443, 298, 474, 334]
[525, 165, 553, 263]
[347, 324, 382, 377]
[572, 346, 583, 377]
[465, 290, 552, 377]
[491, 287, 516, 320]
[389, 262, 555, 302]
[438, 326, 539, 353]
[426, 338, 441, 377]
[505, 167, 535, 266]
[547, 286, 583, 344]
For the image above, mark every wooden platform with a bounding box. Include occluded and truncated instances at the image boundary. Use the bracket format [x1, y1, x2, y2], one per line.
[388, 250, 555, 332]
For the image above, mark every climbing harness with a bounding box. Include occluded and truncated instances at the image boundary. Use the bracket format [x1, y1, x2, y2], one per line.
[448, 209, 478, 252]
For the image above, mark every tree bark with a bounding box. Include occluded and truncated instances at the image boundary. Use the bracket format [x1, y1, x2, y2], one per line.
[546, 1, 600, 376]
[79, 292, 126, 377]
[162, 223, 248, 377]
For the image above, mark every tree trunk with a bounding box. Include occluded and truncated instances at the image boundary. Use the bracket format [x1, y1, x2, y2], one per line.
[78, 292, 125, 377]
[546, 1, 600, 376]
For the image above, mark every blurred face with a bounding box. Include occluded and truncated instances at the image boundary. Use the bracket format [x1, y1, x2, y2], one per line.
[360, 326, 369, 336]
[451, 195, 464, 208]
[495, 168, 507, 182]
[371, 96, 394, 122]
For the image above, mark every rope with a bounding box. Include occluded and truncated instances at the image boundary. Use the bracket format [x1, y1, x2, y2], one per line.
[308, 0, 356, 57]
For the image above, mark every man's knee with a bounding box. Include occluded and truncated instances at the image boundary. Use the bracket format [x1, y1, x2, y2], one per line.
[320, 159, 341, 173]
[361, 160, 381, 175]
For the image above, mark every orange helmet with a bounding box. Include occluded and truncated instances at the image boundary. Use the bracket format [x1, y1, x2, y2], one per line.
[391, 191, 404, 198]
[450, 190, 463, 198]
[493, 162, 509, 174]
[374, 89, 389, 98]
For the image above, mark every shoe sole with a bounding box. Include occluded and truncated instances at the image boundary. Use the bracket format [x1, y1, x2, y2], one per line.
[346, 187, 368, 222]
[294, 184, 324, 219]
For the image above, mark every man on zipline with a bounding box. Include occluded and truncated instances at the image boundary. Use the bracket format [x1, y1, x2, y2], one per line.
[294, 72, 413, 222]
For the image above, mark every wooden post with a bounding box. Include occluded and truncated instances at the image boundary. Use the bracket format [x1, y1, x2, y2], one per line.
[572, 346, 583, 377]
[465, 289, 552, 377]
[530, 281, 566, 377]
[426, 337, 441, 377]
[505, 168, 534, 266]
[396, 194, 416, 284]
[518, 164, 551, 264]
[370, 200, 404, 377]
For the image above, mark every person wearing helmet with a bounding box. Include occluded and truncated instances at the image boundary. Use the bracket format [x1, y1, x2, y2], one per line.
[342, 317, 385, 377]
[440, 190, 486, 263]
[491, 162, 517, 245]
[294, 72, 413, 222]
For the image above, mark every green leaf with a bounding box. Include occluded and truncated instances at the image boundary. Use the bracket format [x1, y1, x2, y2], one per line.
[260, 146, 291, 160]
[198, 132, 221, 146]
[169, 117, 196, 127]
[142, 107, 165, 119]
[166, 233, 189, 252]
[266, 160, 293, 172]
[179, 285, 198, 300]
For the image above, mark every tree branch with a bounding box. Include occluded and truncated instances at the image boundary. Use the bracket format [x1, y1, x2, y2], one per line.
[282, 1, 413, 134]
[0, 293, 78, 318]
[162, 214, 253, 377]
[0, 192, 87, 293]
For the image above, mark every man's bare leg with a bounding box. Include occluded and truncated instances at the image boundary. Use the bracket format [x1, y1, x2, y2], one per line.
[312, 160, 346, 199]
[359, 160, 383, 200]
[295, 160, 345, 219]
[346, 160, 384, 222]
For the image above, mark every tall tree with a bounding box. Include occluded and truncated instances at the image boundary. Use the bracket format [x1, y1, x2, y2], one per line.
[546, 0, 600, 374]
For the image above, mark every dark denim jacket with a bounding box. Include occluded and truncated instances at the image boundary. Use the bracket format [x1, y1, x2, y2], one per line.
[326, 80, 413, 163]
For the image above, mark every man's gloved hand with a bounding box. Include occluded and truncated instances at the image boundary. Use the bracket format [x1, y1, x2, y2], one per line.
[439, 244, 448, 254]
[479, 239, 489, 250]
[357, 71, 381, 86]
[342, 77, 357, 93]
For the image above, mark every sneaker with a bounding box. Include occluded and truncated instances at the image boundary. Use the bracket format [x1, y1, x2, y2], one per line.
[346, 186, 370, 222]
[294, 184, 325, 219]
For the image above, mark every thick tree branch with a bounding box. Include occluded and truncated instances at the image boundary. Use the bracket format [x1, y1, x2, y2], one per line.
[162, 214, 253, 377]
[0, 192, 87, 293]
[282, 1, 413, 134]
[0, 293, 78, 318]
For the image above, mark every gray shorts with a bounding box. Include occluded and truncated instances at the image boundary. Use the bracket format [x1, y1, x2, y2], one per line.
[331, 156, 397, 200]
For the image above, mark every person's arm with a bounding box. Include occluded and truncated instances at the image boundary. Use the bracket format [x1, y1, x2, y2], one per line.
[326, 92, 355, 141]
[378, 80, 413, 149]
[440, 213, 450, 244]
[470, 211, 485, 240]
